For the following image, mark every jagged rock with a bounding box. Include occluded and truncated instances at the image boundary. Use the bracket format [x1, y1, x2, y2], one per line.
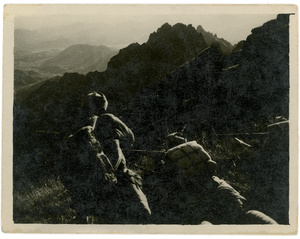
[197, 25, 234, 54]
[86, 22, 208, 111]
[232, 40, 245, 53]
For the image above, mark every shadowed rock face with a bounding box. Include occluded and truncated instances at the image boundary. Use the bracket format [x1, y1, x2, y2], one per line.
[221, 14, 289, 126]
[126, 14, 289, 145]
[93, 23, 208, 109]
[123, 15, 290, 225]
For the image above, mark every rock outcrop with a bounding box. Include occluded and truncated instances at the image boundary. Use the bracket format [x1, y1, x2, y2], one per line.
[197, 25, 234, 54]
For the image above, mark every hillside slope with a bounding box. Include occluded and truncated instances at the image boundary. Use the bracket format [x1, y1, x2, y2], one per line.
[43, 44, 118, 74]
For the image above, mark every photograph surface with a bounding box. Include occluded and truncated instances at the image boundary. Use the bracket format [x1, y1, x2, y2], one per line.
[2, 4, 298, 234]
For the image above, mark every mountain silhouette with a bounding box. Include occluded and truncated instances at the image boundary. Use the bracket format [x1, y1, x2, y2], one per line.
[123, 15, 290, 224]
[17, 16, 290, 138]
[128, 14, 289, 139]
[197, 25, 234, 54]
[87, 23, 208, 108]
[20, 22, 208, 134]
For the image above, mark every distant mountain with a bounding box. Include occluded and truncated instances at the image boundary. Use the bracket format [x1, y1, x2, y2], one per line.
[14, 29, 73, 51]
[197, 25, 234, 54]
[14, 22, 146, 52]
[14, 48, 64, 101]
[42, 44, 118, 74]
[14, 49, 62, 77]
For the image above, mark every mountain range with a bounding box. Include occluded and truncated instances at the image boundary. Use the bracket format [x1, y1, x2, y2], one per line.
[14, 28, 73, 52]
[14, 22, 237, 97]
[14, 20, 149, 52]
[14, 44, 118, 103]
[15, 15, 290, 138]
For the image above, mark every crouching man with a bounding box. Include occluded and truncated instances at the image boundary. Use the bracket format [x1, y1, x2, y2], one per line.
[160, 132, 277, 225]
[60, 92, 151, 224]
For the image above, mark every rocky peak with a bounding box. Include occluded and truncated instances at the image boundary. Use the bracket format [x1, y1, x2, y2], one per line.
[147, 22, 203, 46]
[154, 22, 172, 34]
[128, 13, 290, 139]
[197, 24, 234, 54]
[106, 22, 207, 86]
[232, 40, 245, 53]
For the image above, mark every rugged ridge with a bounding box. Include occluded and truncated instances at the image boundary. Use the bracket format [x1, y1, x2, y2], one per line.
[197, 25, 234, 54]
[127, 14, 289, 140]
[125, 14, 290, 224]
[20, 22, 208, 136]
[222, 14, 290, 123]
[17, 15, 290, 142]
[93, 23, 208, 108]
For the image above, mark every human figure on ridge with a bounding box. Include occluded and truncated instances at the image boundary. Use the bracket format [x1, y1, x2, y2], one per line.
[59, 91, 151, 224]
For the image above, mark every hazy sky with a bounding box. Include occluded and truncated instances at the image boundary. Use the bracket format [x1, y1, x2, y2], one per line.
[13, 5, 280, 45]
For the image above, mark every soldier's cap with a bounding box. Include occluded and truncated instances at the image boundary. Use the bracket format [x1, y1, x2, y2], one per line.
[82, 91, 108, 111]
